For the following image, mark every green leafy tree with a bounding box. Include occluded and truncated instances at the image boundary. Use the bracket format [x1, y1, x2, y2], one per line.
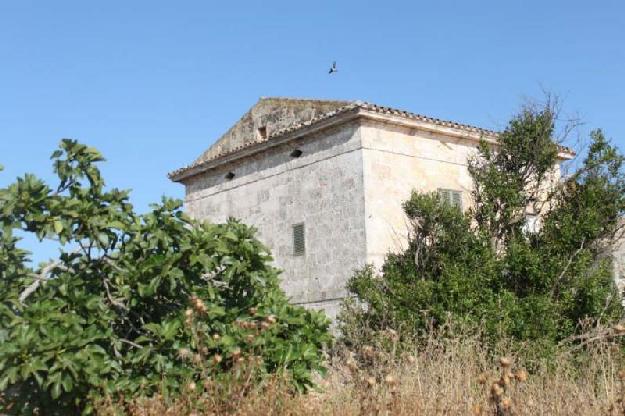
[0, 140, 331, 415]
[344, 104, 624, 347]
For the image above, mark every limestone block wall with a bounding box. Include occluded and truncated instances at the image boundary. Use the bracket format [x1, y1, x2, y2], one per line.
[182, 122, 368, 319]
[612, 228, 625, 299]
[360, 119, 479, 268]
[194, 98, 349, 165]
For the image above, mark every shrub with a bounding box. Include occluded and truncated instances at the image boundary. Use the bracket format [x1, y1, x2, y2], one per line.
[343, 103, 625, 350]
[96, 326, 625, 416]
[0, 140, 331, 415]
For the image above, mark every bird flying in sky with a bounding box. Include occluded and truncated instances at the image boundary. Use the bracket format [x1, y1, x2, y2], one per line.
[328, 61, 337, 74]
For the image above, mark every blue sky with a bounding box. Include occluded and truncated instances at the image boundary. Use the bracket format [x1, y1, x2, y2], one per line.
[1, 1, 624, 262]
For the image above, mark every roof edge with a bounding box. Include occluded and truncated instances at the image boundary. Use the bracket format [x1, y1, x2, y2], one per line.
[169, 101, 576, 182]
[169, 106, 362, 182]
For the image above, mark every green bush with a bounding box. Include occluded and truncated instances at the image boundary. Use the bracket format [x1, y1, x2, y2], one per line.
[0, 140, 331, 415]
[343, 104, 625, 350]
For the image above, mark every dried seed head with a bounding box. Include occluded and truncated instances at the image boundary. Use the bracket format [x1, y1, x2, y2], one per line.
[260, 321, 271, 330]
[246, 334, 255, 343]
[366, 376, 376, 387]
[212, 354, 223, 365]
[490, 382, 504, 397]
[346, 359, 358, 372]
[515, 369, 528, 382]
[614, 324, 625, 334]
[266, 315, 277, 324]
[500, 373, 511, 386]
[618, 370, 625, 380]
[231, 348, 242, 359]
[499, 357, 512, 368]
[471, 404, 482, 416]
[185, 309, 194, 318]
[212, 333, 221, 341]
[177, 348, 192, 360]
[249, 307, 258, 315]
[384, 374, 397, 386]
[248, 355, 262, 365]
[192, 353, 202, 365]
[387, 329, 399, 341]
[501, 397, 512, 410]
[188, 382, 196, 392]
[477, 372, 488, 385]
[362, 345, 375, 359]
[406, 355, 416, 364]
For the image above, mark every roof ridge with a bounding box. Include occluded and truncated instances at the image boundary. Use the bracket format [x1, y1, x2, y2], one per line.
[258, 96, 355, 104]
[169, 98, 576, 182]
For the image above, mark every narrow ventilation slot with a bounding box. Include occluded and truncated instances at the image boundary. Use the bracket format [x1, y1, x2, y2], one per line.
[292, 223, 305, 256]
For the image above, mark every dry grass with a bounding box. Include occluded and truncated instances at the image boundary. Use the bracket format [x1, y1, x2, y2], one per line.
[96, 330, 625, 416]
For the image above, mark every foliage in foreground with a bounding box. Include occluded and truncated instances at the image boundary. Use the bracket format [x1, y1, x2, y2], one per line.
[95, 324, 625, 416]
[0, 140, 331, 415]
[344, 103, 625, 349]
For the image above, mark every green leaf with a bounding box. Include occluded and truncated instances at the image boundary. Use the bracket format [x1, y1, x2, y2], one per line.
[0, 140, 331, 413]
[61, 374, 74, 392]
[51, 380, 62, 399]
[53, 220, 63, 234]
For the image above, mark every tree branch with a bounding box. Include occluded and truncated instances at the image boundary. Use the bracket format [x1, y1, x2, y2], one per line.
[19, 248, 81, 304]
[119, 338, 143, 349]
[102, 277, 127, 311]
[551, 238, 585, 298]
[19, 260, 68, 304]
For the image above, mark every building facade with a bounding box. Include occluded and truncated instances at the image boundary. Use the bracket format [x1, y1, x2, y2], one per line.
[169, 97, 574, 318]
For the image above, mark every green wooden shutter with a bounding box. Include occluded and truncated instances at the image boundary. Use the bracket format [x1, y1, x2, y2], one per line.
[437, 189, 449, 204]
[293, 223, 305, 256]
[452, 191, 462, 209]
[437, 188, 462, 210]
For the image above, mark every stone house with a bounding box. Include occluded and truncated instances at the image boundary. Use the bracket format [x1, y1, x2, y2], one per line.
[169, 97, 575, 319]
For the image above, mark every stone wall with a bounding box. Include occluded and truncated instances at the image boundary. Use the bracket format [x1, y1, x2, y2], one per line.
[183, 121, 368, 319]
[180, 112, 592, 320]
[612, 228, 625, 300]
[193, 98, 350, 165]
[360, 119, 479, 268]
